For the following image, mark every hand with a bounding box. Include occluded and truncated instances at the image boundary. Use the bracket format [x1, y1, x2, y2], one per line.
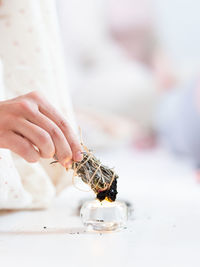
[0, 91, 83, 167]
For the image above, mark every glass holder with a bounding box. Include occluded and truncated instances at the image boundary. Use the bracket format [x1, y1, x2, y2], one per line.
[80, 199, 128, 232]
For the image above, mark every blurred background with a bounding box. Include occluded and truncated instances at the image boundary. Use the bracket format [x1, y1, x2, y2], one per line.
[56, 0, 200, 170]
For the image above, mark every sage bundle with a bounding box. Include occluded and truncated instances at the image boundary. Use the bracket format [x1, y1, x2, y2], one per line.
[72, 151, 118, 202]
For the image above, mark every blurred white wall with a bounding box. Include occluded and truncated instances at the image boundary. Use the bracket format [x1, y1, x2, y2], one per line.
[155, 0, 200, 78]
[56, 0, 200, 131]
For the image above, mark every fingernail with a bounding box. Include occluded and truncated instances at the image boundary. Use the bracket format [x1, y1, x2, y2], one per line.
[53, 154, 58, 161]
[61, 157, 71, 167]
[65, 162, 72, 169]
[75, 151, 83, 162]
[63, 160, 72, 169]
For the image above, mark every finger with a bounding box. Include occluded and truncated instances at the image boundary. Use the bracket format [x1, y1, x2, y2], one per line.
[13, 119, 55, 159]
[3, 131, 40, 163]
[38, 101, 83, 162]
[27, 112, 73, 167]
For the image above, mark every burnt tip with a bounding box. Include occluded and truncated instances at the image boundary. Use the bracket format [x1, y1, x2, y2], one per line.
[96, 178, 118, 202]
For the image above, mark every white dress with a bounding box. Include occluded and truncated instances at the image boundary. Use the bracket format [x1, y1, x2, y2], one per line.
[0, 0, 76, 209]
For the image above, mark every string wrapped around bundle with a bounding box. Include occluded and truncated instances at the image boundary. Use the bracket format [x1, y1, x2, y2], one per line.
[72, 150, 118, 202]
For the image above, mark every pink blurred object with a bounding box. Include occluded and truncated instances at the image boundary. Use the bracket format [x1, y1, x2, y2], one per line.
[195, 171, 200, 183]
[108, 0, 176, 90]
[132, 131, 157, 150]
[108, 0, 155, 66]
[108, 0, 154, 30]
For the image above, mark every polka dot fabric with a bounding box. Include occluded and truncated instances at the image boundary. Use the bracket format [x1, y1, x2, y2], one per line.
[0, 0, 76, 209]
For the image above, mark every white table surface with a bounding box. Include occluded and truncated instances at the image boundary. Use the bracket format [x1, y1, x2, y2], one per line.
[0, 146, 200, 267]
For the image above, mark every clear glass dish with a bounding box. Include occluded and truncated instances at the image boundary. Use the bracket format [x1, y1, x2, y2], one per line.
[80, 199, 128, 232]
